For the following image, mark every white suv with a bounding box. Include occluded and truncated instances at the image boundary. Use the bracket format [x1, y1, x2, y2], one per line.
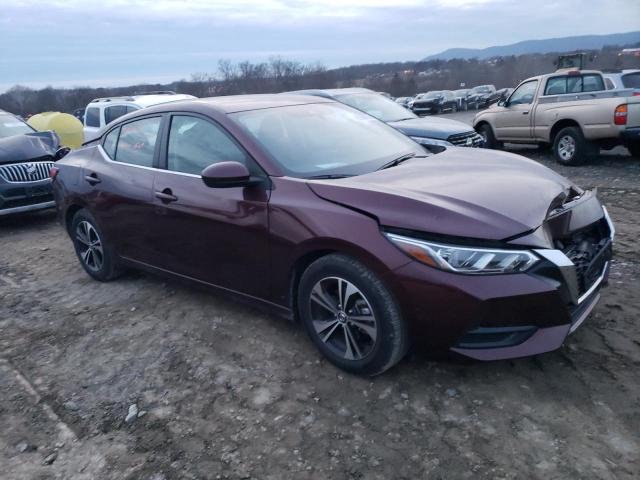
[83, 91, 196, 142]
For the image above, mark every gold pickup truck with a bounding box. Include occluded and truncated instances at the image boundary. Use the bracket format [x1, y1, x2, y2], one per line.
[473, 70, 640, 164]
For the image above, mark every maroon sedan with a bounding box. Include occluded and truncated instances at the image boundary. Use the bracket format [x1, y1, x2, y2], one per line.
[51, 95, 614, 375]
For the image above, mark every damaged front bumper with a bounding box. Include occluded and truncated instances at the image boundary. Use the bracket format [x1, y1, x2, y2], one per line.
[450, 204, 615, 360]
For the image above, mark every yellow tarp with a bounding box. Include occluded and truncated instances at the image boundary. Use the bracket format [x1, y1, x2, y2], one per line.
[28, 112, 83, 149]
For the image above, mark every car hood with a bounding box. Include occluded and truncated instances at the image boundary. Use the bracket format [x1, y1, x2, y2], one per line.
[388, 117, 472, 140]
[0, 131, 60, 165]
[307, 148, 574, 241]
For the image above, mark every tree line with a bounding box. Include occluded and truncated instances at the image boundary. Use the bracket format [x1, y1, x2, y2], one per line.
[1, 46, 638, 117]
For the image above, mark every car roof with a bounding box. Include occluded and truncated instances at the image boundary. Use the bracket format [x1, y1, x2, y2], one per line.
[284, 88, 374, 99]
[88, 93, 196, 108]
[136, 94, 336, 116]
[523, 70, 605, 83]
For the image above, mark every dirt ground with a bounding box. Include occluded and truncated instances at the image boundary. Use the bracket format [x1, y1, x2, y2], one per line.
[1, 121, 639, 479]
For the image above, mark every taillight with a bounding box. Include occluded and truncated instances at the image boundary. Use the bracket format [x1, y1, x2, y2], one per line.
[614, 104, 628, 125]
[49, 166, 59, 180]
[633, 92, 640, 96]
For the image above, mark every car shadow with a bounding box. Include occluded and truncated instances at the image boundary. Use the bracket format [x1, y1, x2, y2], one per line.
[0, 209, 59, 233]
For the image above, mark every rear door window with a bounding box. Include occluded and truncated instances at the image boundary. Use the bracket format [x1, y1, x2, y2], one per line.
[115, 117, 161, 168]
[104, 105, 129, 124]
[85, 107, 100, 127]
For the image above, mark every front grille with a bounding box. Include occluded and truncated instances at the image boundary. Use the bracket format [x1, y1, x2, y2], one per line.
[447, 131, 484, 148]
[0, 161, 55, 183]
[556, 220, 611, 296]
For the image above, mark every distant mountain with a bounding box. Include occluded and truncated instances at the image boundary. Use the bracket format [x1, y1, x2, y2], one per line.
[423, 31, 640, 61]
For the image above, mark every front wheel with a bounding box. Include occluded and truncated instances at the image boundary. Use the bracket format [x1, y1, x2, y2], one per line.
[71, 209, 123, 281]
[477, 123, 501, 149]
[553, 127, 596, 165]
[297, 254, 408, 376]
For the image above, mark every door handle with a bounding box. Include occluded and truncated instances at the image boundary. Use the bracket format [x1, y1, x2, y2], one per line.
[522, 111, 529, 115]
[155, 188, 178, 203]
[84, 173, 101, 185]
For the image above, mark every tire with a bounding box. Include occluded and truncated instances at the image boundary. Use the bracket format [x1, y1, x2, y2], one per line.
[297, 254, 409, 376]
[552, 126, 596, 166]
[452, 104, 458, 113]
[71, 209, 123, 281]
[463, 102, 468, 112]
[477, 123, 500, 149]
[627, 143, 640, 158]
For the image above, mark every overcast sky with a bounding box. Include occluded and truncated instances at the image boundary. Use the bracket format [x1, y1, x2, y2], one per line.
[1, 0, 639, 91]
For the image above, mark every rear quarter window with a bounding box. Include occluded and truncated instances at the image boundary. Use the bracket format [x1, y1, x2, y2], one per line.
[102, 127, 120, 159]
[621, 72, 640, 89]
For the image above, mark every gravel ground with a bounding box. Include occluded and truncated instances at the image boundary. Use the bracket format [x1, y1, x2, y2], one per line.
[1, 124, 639, 479]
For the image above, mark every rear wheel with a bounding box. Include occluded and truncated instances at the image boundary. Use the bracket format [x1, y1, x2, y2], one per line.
[71, 209, 122, 281]
[552, 127, 596, 165]
[627, 142, 640, 158]
[297, 254, 408, 376]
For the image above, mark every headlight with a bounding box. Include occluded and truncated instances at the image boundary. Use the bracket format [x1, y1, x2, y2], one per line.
[410, 136, 453, 148]
[385, 233, 539, 274]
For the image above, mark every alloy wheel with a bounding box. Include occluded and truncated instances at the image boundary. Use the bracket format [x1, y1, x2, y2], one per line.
[75, 220, 104, 272]
[557, 135, 576, 161]
[308, 276, 377, 361]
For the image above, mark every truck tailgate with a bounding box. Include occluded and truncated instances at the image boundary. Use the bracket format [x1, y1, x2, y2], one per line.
[627, 97, 640, 128]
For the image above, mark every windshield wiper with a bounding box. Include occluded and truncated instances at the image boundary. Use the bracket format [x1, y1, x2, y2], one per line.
[307, 174, 353, 180]
[377, 153, 425, 171]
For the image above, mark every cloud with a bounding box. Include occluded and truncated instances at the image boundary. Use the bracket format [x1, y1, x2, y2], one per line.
[1, 0, 639, 90]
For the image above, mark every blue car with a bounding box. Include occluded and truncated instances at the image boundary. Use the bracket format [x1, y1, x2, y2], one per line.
[287, 88, 483, 153]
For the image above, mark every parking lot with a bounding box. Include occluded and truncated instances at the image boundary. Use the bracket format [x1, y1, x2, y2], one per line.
[1, 126, 639, 479]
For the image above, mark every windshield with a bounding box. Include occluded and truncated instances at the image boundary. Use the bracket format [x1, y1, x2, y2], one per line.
[453, 90, 468, 96]
[424, 91, 441, 99]
[336, 93, 416, 122]
[231, 103, 424, 178]
[0, 114, 34, 138]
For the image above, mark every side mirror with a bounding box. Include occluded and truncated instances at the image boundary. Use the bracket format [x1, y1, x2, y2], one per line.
[497, 99, 506, 107]
[201, 161, 262, 188]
